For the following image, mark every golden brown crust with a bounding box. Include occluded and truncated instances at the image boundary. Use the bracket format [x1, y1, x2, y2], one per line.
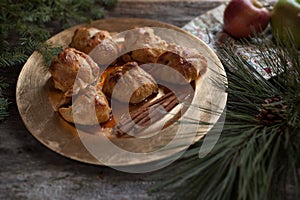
[70, 27, 111, 54]
[58, 86, 111, 125]
[102, 62, 158, 104]
[49, 48, 100, 94]
[154, 47, 208, 84]
[157, 51, 197, 83]
[181, 48, 208, 76]
[49, 27, 209, 127]
[121, 27, 168, 64]
[88, 38, 120, 66]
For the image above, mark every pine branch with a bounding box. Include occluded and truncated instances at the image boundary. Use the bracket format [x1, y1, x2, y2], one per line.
[151, 35, 300, 199]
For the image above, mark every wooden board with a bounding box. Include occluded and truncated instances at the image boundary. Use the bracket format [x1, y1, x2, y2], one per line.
[106, 1, 226, 27]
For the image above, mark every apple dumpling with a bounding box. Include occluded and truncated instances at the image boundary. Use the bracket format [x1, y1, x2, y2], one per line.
[88, 38, 120, 66]
[102, 62, 158, 104]
[151, 47, 207, 84]
[58, 85, 111, 125]
[70, 27, 119, 66]
[69, 27, 111, 54]
[121, 27, 168, 64]
[49, 48, 100, 94]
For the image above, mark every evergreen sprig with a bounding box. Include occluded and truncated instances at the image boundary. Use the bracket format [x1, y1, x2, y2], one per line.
[0, 79, 9, 121]
[0, 0, 116, 67]
[151, 36, 300, 199]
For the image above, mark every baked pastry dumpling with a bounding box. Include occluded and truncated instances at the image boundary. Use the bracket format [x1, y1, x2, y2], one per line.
[69, 27, 111, 54]
[89, 38, 120, 66]
[121, 27, 168, 64]
[49, 48, 100, 94]
[103, 62, 158, 104]
[58, 85, 111, 125]
[153, 47, 207, 84]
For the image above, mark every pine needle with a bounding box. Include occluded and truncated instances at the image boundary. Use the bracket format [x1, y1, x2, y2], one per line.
[150, 34, 300, 199]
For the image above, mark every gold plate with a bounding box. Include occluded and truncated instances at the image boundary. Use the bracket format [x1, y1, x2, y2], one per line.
[16, 18, 227, 166]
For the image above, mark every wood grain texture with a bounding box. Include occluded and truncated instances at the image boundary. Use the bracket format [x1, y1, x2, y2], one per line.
[1, 1, 298, 200]
[1, 1, 224, 199]
[0, 58, 165, 200]
[106, 0, 225, 27]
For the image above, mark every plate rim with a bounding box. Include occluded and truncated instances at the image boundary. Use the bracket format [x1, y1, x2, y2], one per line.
[16, 17, 227, 166]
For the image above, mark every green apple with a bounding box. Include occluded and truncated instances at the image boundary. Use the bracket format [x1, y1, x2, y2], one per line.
[271, 0, 300, 48]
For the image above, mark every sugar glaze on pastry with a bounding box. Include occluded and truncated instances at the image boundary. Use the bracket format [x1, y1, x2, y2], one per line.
[102, 62, 158, 104]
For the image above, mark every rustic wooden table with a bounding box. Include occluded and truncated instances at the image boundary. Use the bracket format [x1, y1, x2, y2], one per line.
[0, 0, 252, 199]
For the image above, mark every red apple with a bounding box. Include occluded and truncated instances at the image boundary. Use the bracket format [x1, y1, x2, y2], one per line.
[223, 0, 270, 39]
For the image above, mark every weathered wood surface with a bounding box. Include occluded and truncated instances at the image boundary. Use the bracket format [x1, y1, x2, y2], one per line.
[106, 0, 226, 27]
[0, 1, 223, 199]
[2, 0, 297, 200]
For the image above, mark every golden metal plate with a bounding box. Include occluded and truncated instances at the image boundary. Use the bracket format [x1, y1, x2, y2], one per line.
[16, 18, 227, 166]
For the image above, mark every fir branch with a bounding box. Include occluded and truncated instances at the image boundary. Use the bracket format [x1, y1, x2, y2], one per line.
[0, 50, 28, 68]
[0, 97, 9, 121]
[0, 79, 9, 121]
[0, 0, 117, 120]
[37, 44, 63, 67]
